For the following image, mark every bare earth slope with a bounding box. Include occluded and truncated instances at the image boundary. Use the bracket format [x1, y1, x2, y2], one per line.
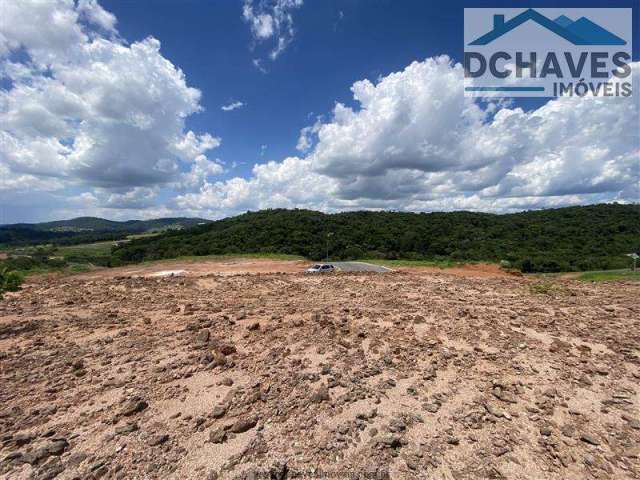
[1, 263, 639, 479]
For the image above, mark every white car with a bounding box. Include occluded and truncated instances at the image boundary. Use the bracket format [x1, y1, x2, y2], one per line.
[305, 263, 336, 273]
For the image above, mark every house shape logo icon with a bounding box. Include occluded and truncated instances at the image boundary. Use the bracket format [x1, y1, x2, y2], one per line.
[468, 9, 626, 46]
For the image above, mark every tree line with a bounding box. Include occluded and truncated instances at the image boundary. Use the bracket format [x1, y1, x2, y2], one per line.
[111, 204, 640, 273]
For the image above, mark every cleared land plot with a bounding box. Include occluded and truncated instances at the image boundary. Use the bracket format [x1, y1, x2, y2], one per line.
[49, 257, 514, 281]
[1, 266, 638, 479]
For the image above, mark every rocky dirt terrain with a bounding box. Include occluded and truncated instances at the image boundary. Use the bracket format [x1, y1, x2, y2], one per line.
[1, 265, 639, 479]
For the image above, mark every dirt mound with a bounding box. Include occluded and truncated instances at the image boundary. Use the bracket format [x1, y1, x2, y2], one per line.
[1, 270, 638, 479]
[73, 257, 309, 280]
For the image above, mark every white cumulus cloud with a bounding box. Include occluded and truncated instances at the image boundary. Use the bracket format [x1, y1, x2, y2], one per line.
[306, 56, 639, 204]
[242, 0, 303, 64]
[177, 56, 639, 216]
[0, 0, 221, 213]
[76, 0, 117, 33]
[221, 101, 245, 112]
[1, 2, 637, 222]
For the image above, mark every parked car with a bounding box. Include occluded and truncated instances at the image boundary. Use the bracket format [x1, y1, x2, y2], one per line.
[305, 263, 336, 273]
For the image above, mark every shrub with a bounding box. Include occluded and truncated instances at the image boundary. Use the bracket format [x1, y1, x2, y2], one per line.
[0, 267, 23, 298]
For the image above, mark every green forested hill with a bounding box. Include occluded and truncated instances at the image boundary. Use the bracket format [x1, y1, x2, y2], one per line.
[112, 204, 640, 272]
[0, 217, 209, 246]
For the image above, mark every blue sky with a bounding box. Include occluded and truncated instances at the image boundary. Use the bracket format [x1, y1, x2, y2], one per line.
[102, 0, 465, 182]
[0, 0, 638, 223]
[102, 0, 639, 182]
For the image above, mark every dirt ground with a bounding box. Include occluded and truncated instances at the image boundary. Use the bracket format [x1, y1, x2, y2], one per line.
[73, 258, 311, 280]
[1, 261, 638, 479]
[70, 258, 514, 281]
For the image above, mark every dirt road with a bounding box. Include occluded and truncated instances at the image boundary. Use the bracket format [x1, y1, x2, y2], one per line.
[332, 262, 394, 273]
[1, 264, 638, 479]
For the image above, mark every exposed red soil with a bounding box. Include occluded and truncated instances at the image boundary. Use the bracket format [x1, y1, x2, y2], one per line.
[72, 258, 309, 281]
[1, 263, 638, 479]
[398, 263, 516, 279]
[36, 258, 515, 282]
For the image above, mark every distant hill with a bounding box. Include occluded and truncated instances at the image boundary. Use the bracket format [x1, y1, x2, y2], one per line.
[0, 217, 209, 246]
[111, 204, 640, 273]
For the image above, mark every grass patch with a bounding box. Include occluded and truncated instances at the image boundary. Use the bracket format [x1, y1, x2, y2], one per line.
[7, 263, 96, 278]
[577, 270, 640, 282]
[529, 280, 575, 296]
[529, 282, 557, 295]
[56, 241, 115, 256]
[67, 263, 93, 273]
[11, 265, 65, 277]
[139, 252, 306, 265]
[360, 258, 465, 269]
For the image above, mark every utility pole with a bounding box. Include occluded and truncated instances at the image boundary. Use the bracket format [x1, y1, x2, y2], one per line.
[326, 232, 333, 262]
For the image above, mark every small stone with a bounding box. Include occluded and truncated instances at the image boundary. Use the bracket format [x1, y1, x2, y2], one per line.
[492, 387, 517, 403]
[212, 404, 228, 418]
[423, 402, 440, 413]
[494, 447, 510, 457]
[580, 433, 600, 445]
[484, 403, 505, 418]
[311, 384, 330, 403]
[230, 417, 257, 433]
[209, 428, 226, 444]
[2, 452, 22, 462]
[121, 399, 148, 416]
[219, 344, 236, 355]
[247, 322, 260, 331]
[13, 432, 35, 446]
[93, 466, 109, 478]
[36, 460, 65, 480]
[378, 434, 402, 448]
[209, 351, 227, 367]
[148, 434, 169, 446]
[194, 329, 210, 346]
[561, 424, 576, 438]
[388, 418, 406, 433]
[46, 439, 69, 456]
[21, 448, 49, 465]
[406, 458, 420, 470]
[115, 423, 138, 435]
[182, 304, 193, 315]
[447, 436, 460, 445]
[66, 452, 88, 467]
[621, 413, 640, 430]
[268, 461, 288, 480]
